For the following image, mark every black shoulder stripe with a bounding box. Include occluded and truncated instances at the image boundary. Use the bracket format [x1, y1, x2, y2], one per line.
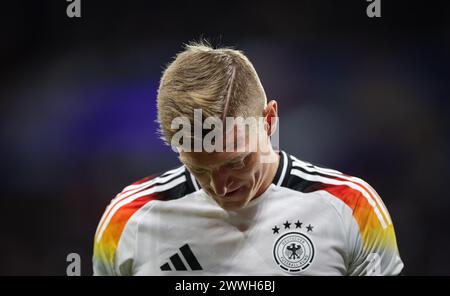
[158, 180, 194, 201]
[285, 174, 329, 193]
[290, 163, 341, 181]
[279, 153, 338, 194]
[150, 167, 186, 188]
[124, 167, 185, 194]
[155, 166, 198, 201]
[124, 166, 195, 202]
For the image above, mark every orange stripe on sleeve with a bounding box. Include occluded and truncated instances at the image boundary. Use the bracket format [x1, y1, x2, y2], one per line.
[93, 194, 156, 270]
[323, 184, 398, 251]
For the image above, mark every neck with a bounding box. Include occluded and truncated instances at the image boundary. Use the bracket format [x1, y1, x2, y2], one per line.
[253, 148, 280, 199]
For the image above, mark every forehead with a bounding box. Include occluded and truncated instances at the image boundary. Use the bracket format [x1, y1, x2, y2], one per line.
[179, 151, 249, 168]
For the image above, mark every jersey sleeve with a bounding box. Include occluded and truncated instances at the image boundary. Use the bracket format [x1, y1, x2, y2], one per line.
[92, 200, 139, 276]
[93, 177, 157, 276]
[325, 179, 404, 276]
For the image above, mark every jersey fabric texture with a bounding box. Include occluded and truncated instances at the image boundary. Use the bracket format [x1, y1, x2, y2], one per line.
[93, 151, 404, 276]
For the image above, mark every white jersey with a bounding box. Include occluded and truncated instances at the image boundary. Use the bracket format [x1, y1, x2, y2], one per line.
[93, 151, 404, 276]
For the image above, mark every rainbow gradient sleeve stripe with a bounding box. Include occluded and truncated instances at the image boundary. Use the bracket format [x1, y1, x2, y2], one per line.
[93, 176, 160, 275]
[322, 182, 400, 275]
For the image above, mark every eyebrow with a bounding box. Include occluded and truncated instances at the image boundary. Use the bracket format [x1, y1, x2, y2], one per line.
[227, 153, 249, 164]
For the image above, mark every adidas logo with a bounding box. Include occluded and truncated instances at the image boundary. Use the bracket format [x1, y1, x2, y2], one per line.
[160, 244, 203, 271]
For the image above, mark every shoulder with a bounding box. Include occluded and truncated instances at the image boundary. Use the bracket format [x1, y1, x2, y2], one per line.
[280, 152, 392, 231]
[93, 165, 200, 272]
[280, 152, 403, 275]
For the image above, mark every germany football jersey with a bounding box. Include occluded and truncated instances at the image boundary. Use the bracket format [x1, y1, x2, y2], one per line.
[93, 151, 404, 275]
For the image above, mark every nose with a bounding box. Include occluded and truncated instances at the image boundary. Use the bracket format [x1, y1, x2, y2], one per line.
[209, 169, 232, 196]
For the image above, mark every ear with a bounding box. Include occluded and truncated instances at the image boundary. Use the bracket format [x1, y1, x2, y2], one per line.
[263, 100, 278, 136]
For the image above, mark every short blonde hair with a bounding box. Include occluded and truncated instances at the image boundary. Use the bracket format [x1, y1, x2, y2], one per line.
[157, 41, 267, 145]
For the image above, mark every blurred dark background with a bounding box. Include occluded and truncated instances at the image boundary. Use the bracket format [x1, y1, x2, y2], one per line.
[0, 0, 448, 275]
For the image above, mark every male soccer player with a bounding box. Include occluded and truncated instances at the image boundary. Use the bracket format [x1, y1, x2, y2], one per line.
[93, 42, 404, 275]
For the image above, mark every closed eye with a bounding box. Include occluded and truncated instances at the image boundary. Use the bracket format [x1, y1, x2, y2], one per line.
[189, 166, 208, 174]
[228, 161, 245, 169]
[227, 154, 250, 169]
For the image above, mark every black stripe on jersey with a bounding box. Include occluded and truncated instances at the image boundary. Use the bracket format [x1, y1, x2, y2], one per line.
[149, 168, 186, 187]
[185, 168, 201, 193]
[160, 244, 203, 271]
[286, 174, 329, 194]
[122, 168, 185, 195]
[180, 244, 202, 270]
[169, 253, 187, 270]
[290, 162, 341, 182]
[160, 166, 185, 177]
[280, 154, 337, 193]
[157, 179, 194, 201]
[127, 167, 195, 202]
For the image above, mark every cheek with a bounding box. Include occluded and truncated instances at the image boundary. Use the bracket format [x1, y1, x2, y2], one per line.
[196, 174, 211, 186]
[234, 164, 261, 183]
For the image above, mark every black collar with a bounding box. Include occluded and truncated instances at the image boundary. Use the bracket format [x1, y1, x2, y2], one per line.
[272, 150, 291, 187]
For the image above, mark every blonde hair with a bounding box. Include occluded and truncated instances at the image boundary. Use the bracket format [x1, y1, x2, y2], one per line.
[157, 41, 267, 145]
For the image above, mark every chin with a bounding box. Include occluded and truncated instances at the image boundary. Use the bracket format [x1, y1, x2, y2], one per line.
[207, 188, 253, 210]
